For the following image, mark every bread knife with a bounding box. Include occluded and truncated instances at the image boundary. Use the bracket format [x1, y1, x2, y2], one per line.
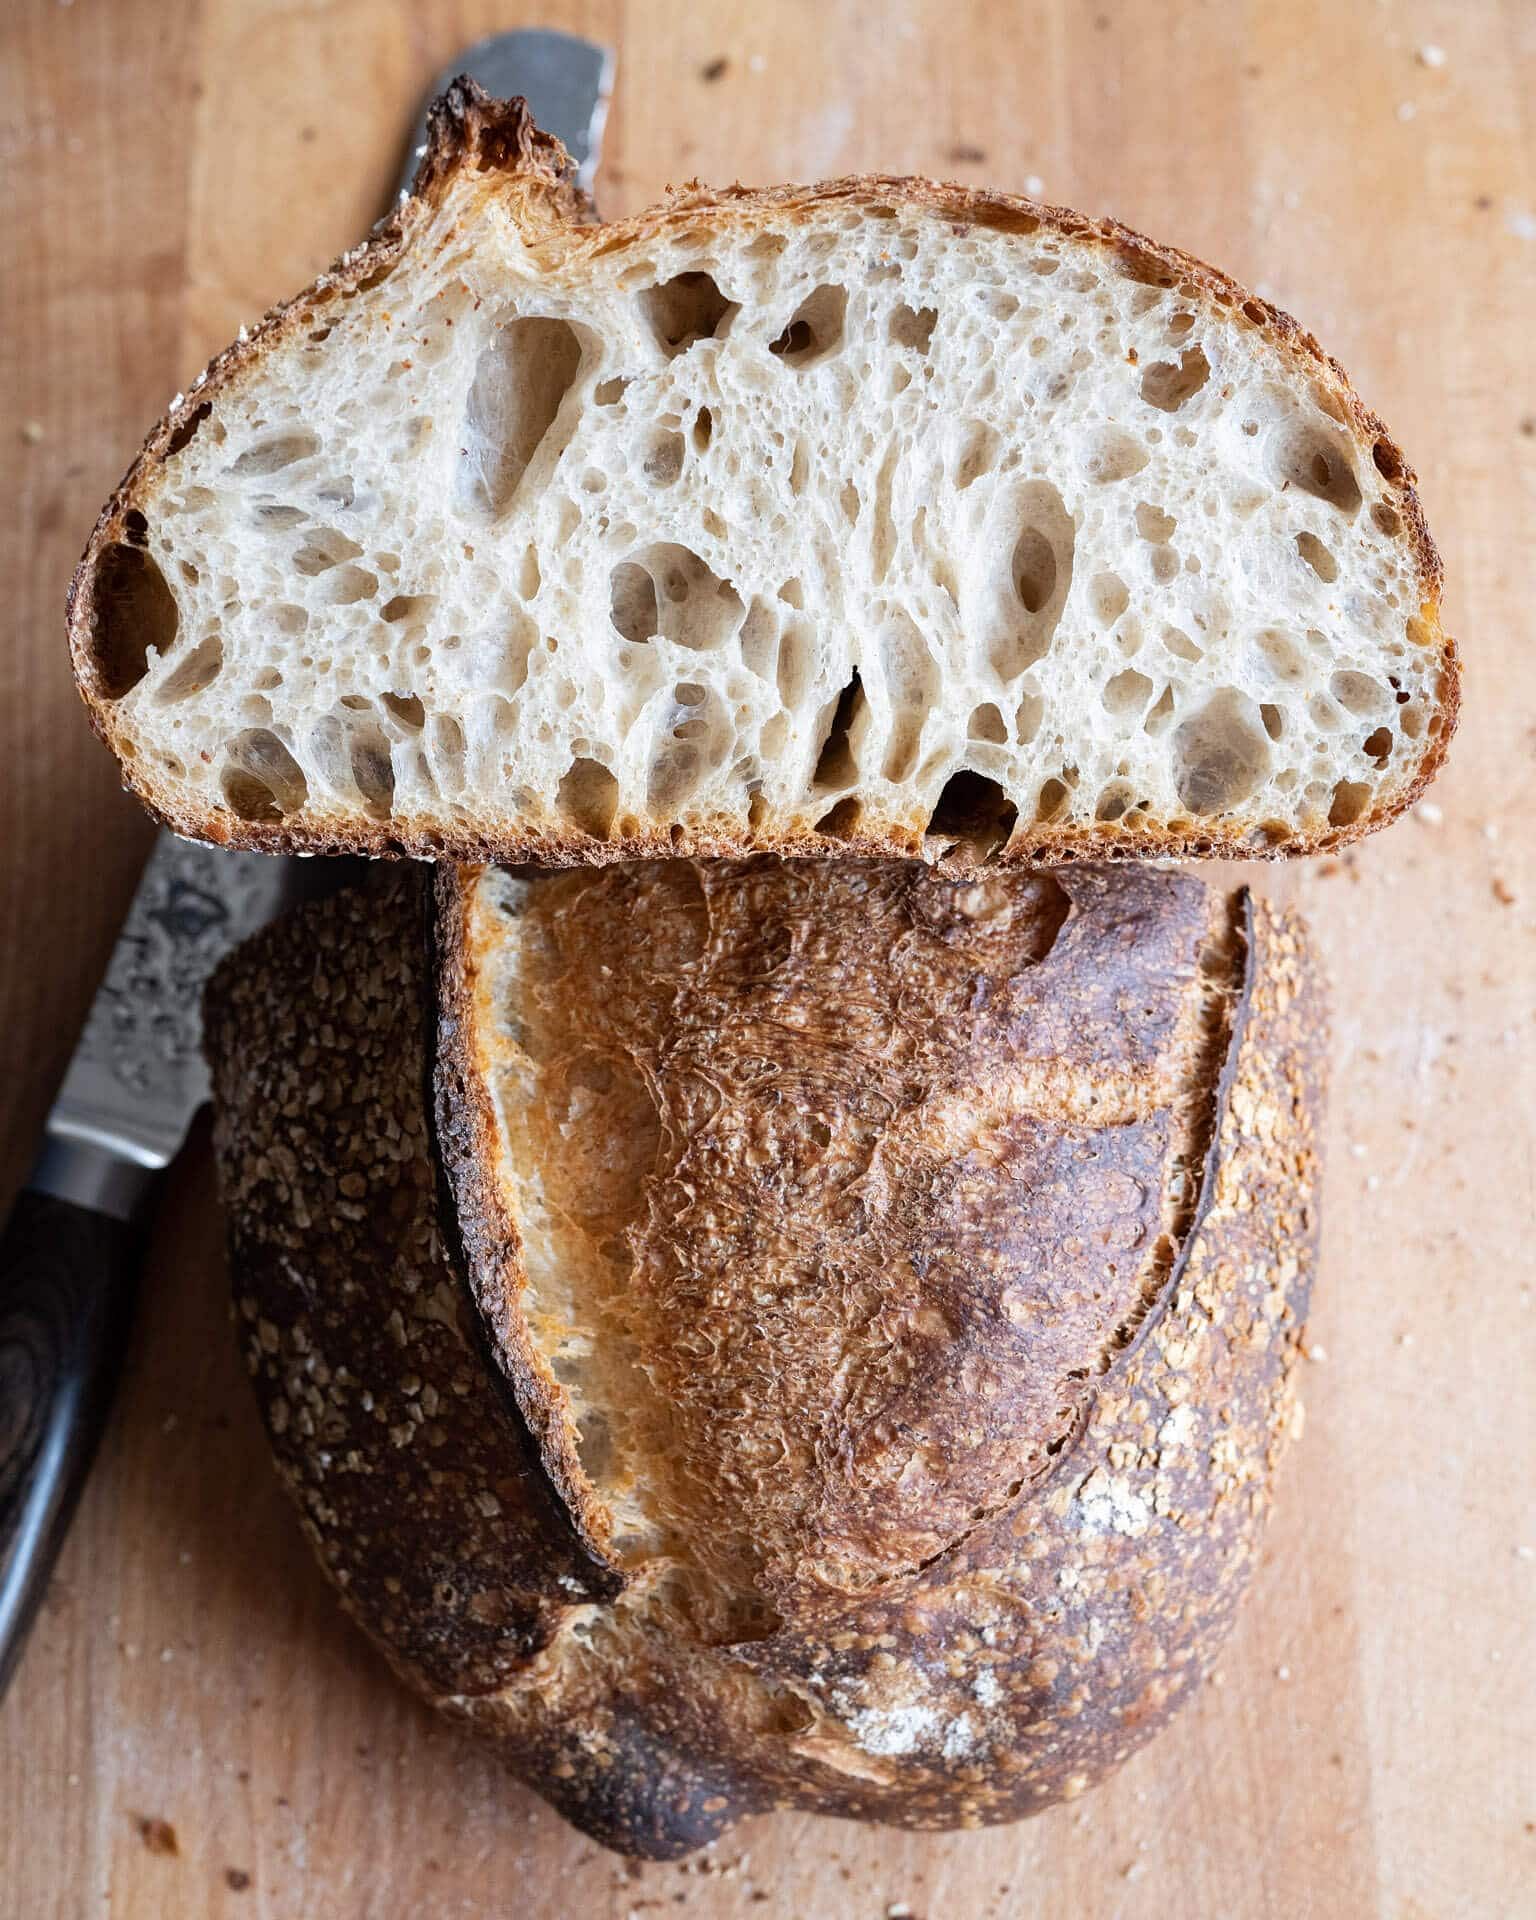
[0, 836, 295, 1697]
[0, 27, 614, 1702]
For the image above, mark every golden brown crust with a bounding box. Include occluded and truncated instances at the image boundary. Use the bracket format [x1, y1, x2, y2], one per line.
[206, 859, 1326, 1857]
[435, 860, 1249, 1614]
[69, 81, 1457, 866]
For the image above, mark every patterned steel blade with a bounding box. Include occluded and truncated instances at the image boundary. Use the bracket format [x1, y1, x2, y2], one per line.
[47, 833, 294, 1171]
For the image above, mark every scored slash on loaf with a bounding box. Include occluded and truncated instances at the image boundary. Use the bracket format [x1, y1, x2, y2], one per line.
[68, 82, 1456, 868]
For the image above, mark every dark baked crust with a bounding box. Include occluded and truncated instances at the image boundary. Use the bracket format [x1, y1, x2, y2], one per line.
[203, 869, 620, 1702]
[70, 81, 1457, 866]
[206, 859, 1326, 1856]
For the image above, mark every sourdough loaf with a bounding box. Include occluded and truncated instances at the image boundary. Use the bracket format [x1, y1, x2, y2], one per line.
[205, 856, 1325, 1857]
[73, 83, 1454, 868]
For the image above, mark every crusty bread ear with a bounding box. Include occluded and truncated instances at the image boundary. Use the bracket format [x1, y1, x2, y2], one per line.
[206, 857, 1326, 1855]
[72, 82, 1456, 865]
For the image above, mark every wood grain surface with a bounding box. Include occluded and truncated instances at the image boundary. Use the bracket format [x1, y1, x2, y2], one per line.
[1, 1, 1532, 1914]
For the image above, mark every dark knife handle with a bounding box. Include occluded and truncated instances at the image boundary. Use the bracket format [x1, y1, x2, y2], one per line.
[0, 1185, 141, 1699]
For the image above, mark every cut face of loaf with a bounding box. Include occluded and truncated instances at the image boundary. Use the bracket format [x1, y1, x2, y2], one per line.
[72, 84, 1456, 863]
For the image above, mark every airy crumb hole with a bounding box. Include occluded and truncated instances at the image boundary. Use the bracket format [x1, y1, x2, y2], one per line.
[953, 420, 1001, 488]
[609, 561, 659, 644]
[1103, 668, 1153, 718]
[1090, 572, 1131, 624]
[1034, 775, 1071, 823]
[1013, 527, 1057, 613]
[1258, 630, 1307, 683]
[1135, 501, 1176, 543]
[154, 633, 223, 705]
[926, 769, 1018, 859]
[888, 303, 938, 352]
[641, 429, 685, 487]
[1295, 531, 1339, 582]
[1095, 783, 1138, 821]
[878, 611, 939, 781]
[165, 402, 213, 459]
[558, 757, 620, 838]
[1172, 688, 1272, 815]
[769, 284, 848, 367]
[1016, 689, 1044, 744]
[381, 593, 435, 624]
[347, 719, 395, 815]
[641, 271, 735, 355]
[994, 481, 1075, 677]
[1271, 421, 1362, 514]
[1084, 427, 1151, 484]
[815, 795, 862, 838]
[1139, 347, 1210, 412]
[1371, 501, 1402, 537]
[662, 546, 742, 648]
[293, 528, 364, 576]
[456, 316, 584, 519]
[812, 673, 865, 790]
[220, 728, 308, 821]
[382, 691, 425, 730]
[227, 430, 320, 478]
[88, 542, 178, 699]
[1329, 779, 1371, 827]
[1329, 670, 1390, 714]
[1143, 684, 1176, 735]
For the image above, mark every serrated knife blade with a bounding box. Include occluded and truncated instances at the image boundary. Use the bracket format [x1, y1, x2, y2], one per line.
[38, 836, 295, 1207]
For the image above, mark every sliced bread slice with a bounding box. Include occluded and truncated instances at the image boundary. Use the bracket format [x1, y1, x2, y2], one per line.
[71, 83, 1456, 864]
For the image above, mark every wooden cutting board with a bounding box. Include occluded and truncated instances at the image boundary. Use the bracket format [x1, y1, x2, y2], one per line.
[2, 1, 1531, 1914]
